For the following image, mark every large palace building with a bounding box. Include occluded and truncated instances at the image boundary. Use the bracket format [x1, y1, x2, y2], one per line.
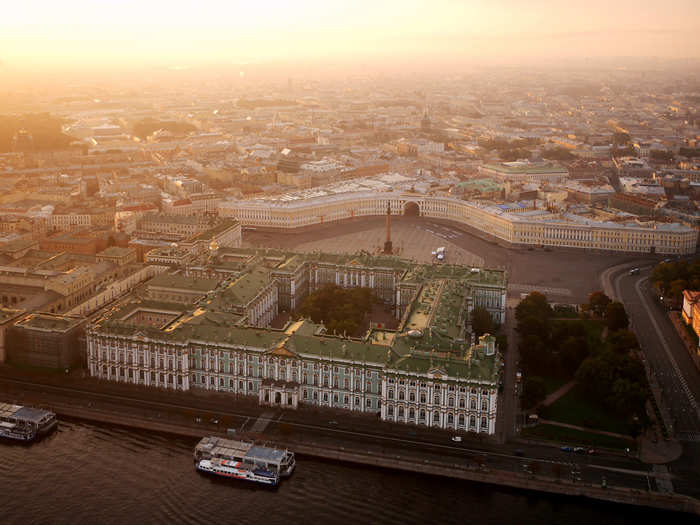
[87, 249, 506, 434]
[218, 190, 697, 255]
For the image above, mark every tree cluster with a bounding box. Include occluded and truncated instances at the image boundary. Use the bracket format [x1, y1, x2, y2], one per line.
[542, 146, 577, 161]
[612, 131, 631, 146]
[679, 147, 700, 158]
[132, 118, 197, 139]
[498, 148, 531, 161]
[649, 150, 674, 162]
[516, 292, 591, 379]
[584, 291, 628, 331]
[651, 259, 700, 304]
[517, 292, 647, 426]
[611, 145, 635, 157]
[576, 348, 648, 431]
[477, 137, 542, 152]
[0, 113, 73, 152]
[297, 285, 376, 337]
[471, 306, 495, 338]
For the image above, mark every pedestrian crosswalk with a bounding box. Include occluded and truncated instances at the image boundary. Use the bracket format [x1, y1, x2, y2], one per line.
[678, 432, 700, 442]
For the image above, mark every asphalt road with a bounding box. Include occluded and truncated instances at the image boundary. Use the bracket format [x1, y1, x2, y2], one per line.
[605, 264, 700, 498]
[0, 374, 657, 493]
[609, 266, 700, 439]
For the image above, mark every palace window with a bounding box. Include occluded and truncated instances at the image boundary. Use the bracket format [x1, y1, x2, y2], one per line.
[409, 392, 415, 402]
[399, 391, 405, 400]
[447, 414, 454, 425]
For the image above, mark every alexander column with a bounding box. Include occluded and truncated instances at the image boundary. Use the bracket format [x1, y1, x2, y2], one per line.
[383, 201, 393, 254]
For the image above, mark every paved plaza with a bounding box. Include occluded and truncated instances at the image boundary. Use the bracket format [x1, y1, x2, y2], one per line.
[244, 216, 659, 304]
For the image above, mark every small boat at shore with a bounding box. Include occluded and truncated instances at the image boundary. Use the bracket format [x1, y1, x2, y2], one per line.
[0, 403, 57, 442]
[194, 436, 295, 486]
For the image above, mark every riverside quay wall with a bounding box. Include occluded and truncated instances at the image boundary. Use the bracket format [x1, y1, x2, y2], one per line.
[5, 378, 698, 518]
[219, 191, 698, 255]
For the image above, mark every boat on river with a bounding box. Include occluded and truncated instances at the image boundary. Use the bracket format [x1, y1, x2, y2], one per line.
[194, 436, 295, 486]
[0, 403, 57, 442]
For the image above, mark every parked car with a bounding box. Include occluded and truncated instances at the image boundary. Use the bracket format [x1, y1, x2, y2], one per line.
[587, 449, 597, 455]
[560, 446, 572, 452]
[629, 268, 640, 275]
[451, 436, 462, 443]
[573, 447, 586, 454]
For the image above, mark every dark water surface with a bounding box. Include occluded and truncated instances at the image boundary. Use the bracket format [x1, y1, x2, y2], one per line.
[0, 420, 692, 524]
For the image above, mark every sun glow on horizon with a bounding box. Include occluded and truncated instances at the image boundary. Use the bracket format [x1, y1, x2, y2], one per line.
[1, 0, 699, 69]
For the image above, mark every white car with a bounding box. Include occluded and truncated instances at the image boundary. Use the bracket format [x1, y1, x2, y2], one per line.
[451, 436, 462, 442]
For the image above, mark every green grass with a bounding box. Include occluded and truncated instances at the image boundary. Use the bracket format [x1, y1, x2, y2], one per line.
[540, 384, 631, 436]
[521, 424, 635, 451]
[541, 375, 569, 396]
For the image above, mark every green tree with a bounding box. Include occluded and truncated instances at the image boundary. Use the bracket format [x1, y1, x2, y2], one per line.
[297, 284, 375, 337]
[471, 306, 494, 338]
[516, 292, 552, 325]
[613, 131, 631, 146]
[519, 334, 548, 375]
[558, 335, 590, 376]
[496, 334, 508, 354]
[608, 330, 639, 354]
[588, 291, 611, 317]
[542, 146, 577, 161]
[605, 301, 629, 332]
[522, 376, 547, 409]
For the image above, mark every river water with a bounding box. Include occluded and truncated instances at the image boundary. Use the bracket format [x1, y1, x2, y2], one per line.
[0, 419, 692, 524]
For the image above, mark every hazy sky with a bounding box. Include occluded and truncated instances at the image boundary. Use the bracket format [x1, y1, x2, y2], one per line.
[2, 0, 699, 69]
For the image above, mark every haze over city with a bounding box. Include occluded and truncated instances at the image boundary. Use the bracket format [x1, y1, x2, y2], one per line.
[2, 0, 700, 73]
[1, 1, 700, 524]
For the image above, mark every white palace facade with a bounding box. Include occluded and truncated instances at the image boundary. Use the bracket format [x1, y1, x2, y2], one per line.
[86, 251, 505, 435]
[219, 191, 697, 255]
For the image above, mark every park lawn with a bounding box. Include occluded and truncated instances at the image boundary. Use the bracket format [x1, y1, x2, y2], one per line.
[540, 384, 631, 436]
[521, 424, 635, 451]
[541, 375, 569, 396]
